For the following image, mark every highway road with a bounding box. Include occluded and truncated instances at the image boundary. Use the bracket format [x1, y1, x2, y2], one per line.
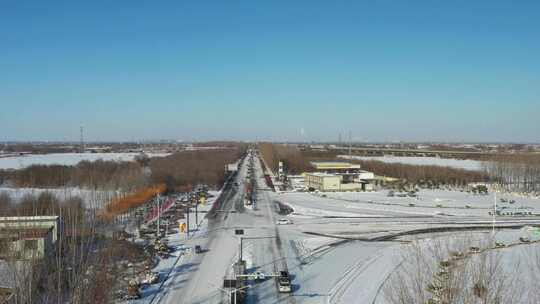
[155, 150, 294, 304]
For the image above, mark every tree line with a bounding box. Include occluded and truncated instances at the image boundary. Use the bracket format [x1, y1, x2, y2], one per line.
[3, 160, 146, 191]
[483, 154, 540, 194]
[149, 148, 245, 192]
[258, 143, 311, 175]
[1, 146, 247, 193]
[350, 159, 488, 187]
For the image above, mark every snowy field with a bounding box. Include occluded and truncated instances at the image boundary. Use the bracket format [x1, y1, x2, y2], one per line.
[278, 190, 540, 219]
[339, 155, 486, 171]
[0, 152, 171, 169]
[278, 223, 540, 304]
[377, 230, 540, 304]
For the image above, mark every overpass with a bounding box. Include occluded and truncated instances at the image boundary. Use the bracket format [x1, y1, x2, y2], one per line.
[324, 146, 488, 158]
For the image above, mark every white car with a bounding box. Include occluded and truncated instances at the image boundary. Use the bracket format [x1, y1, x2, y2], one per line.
[252, 271, 266, 281]
[276, 219, 292, 225]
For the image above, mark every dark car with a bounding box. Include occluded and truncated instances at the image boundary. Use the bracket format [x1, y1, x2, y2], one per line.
[278, 271, 291, 293]
[195, 245, 203, 254]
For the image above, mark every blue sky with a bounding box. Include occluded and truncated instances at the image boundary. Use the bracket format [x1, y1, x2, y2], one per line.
[0, 0, 538, 142]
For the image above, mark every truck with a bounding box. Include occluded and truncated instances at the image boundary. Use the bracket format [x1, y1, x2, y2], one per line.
[277, 271, 292, 293]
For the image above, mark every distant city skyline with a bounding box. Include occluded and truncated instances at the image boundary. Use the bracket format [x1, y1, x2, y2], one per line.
[1, 1, 539, 143]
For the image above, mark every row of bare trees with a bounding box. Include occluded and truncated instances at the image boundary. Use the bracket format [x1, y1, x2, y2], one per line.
[483, 154, 540, 195]
[258, 143, 311, 174]
[2, 146, 247, 194]
[5, 160, 146, 191]
[384, 234, 535, 304]
[352, 159, 488, 187]
[150, 148, 244, 192]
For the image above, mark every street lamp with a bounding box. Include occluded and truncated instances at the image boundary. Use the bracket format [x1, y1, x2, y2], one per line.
[492, 191, 497, 235]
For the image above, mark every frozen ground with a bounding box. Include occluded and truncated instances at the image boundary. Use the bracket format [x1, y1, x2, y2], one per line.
[339, 155, 486, 171]
[0, 152, 171, 169]
[278, 189, 540, 219]
[277, 214, 540, 304]
[375, 230, 540, 304]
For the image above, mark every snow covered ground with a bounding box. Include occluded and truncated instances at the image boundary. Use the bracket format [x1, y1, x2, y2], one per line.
[0, 152, 171, 169]
[277, 217, 540, 304]
[270, 187, 540, 304]
[376, 230, 540, 304]
[339, 155, 486, 171]
[278, 190, 540, 218]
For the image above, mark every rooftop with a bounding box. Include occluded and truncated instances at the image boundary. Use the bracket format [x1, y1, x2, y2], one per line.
[0, 227, 53, 240]
[310, 161, 361, 170]
[0, 216, 60, 222]
[305, 172, 340, 177]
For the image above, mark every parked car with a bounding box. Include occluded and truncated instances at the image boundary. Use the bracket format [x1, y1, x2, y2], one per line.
[195, 245, 203, 254]
[276, 219, 292, 225]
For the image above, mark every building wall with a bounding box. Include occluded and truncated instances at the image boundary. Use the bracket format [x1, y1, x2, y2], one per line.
[2, 232, 53, 260]
[339, 183, 362, 191]
[305, 174, 341, 191]
[357, 171, 375, 180]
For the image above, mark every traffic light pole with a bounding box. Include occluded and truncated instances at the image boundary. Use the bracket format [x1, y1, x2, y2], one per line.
[156, 194, 161, 239]
[195, 197, 199, 225]
[186, 205, 190, 238]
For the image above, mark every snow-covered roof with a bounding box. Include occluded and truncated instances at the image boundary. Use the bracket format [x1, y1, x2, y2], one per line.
[305, 172, 340, 178]
[310, 161, 361, 170]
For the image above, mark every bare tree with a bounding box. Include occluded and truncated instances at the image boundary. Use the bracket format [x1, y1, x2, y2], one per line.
[384, 234, 525, 304]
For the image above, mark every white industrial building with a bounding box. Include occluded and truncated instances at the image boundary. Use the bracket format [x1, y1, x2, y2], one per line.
[304, 161, 375, 192]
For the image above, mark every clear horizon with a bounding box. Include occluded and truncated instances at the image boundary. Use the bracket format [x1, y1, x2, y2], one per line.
[1, 1, 539, 143]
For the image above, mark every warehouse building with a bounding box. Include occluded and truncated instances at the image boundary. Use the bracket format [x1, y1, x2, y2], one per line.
[305, 173, 342, 191]
[0, 216, 61, 260]
[307, 161, 375, 191]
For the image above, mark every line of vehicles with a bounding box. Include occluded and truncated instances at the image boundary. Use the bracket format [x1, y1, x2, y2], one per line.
[233, 150, 294, 297]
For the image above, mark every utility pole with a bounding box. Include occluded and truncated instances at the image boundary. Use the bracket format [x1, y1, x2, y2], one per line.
[80, 126, 85, 153]
[493, 191, 497, 235]
[195, 193, 199, 225]
[348, 130, 352, 159]
[239, 237, 243, 263]
[186, 202, 190, 238]
[156, 194, 161, 238]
